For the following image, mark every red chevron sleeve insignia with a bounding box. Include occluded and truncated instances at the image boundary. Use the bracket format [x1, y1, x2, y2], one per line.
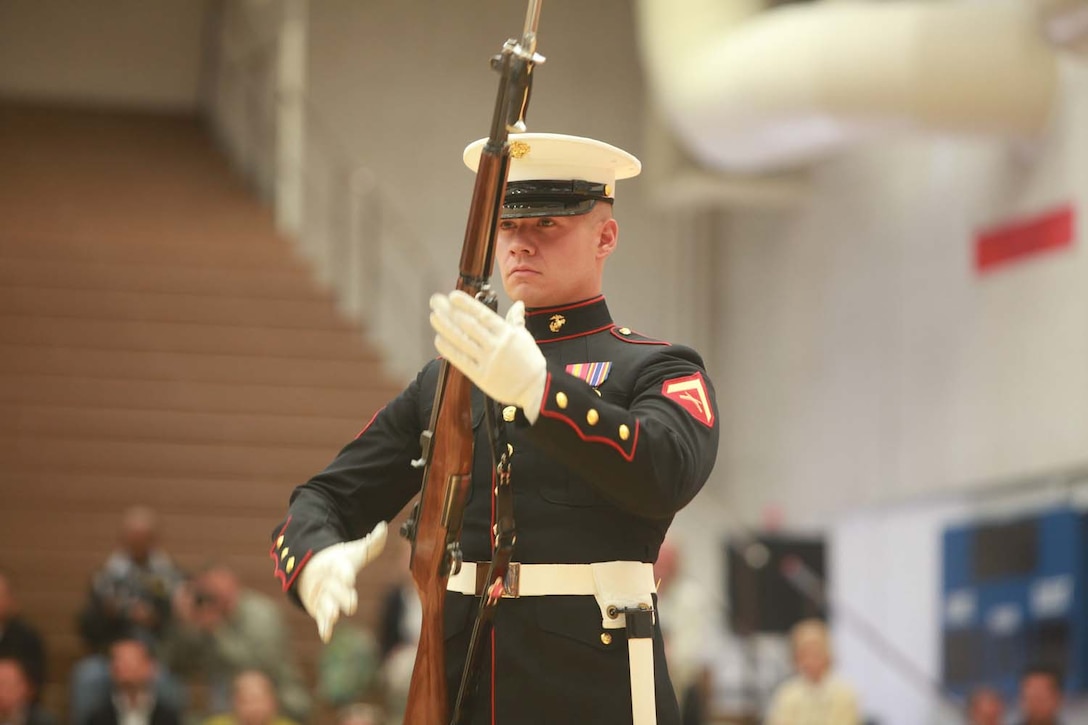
[661, 372, 714, 427]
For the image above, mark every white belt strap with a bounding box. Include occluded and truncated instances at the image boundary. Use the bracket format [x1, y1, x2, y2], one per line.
[627, 614, 657, 725]
[447, 561, 658, 725]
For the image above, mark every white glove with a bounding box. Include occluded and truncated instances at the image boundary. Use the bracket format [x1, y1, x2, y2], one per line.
[297, 521, 388, 642]
[430, 290, 547, 423]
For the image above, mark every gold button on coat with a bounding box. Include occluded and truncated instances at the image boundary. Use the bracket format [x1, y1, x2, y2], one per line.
[285, 556, 296, 573]
[618, 327, 631, 335]
[556, 392, 568, 409]
[619, 424, 630, 441]
[276, 535, 284, 548]
[586, 409, 599, 426]
[600, 632, 613, 645]
[502, 406, 517, 422]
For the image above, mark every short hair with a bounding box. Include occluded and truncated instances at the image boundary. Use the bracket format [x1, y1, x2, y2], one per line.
[790, 618, 830, 650]
[233, 668, 277, 694]
[0, 656, 29, 682]
[1021, 663, 1063, 691]
[121, 505, 158, 531]
[109, 636, 155, 660]
[967, 685, 1002, 707]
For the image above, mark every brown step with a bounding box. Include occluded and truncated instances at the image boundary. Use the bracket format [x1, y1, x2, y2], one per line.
[0, 374, 393, 418]
[0, 510, 306, 560]
[1, 436, 342, 480]
[0, 258, 328, 300]
[0, 234, 301, 270]
[0, 345, 389, 388]
[0, 288, 354, 330]
[0, 316, 379, 359]
[5, 554, 294, 600]
[11, 405, 363, 447]
[1, 471, 314, 516]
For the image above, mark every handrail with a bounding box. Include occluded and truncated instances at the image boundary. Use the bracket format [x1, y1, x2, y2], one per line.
[203, 0, 440, 381]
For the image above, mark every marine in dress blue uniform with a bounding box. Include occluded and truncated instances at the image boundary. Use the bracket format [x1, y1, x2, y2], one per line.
[270, 134, 719, 725]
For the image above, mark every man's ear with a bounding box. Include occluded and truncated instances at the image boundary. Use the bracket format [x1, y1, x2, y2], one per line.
[596, 217, 619, 260]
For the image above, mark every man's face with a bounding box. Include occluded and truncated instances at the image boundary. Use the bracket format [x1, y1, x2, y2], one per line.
[122, 522, 155, 564]
[1021, 673, 1061, 721]
[110, 641, 155, 696]
[0, 661, 29, 717]
[233, 672, 278, 725]
[794, 638, 830, 683]
[969, 690, 1004, 725]
[496, 206, 616, 309]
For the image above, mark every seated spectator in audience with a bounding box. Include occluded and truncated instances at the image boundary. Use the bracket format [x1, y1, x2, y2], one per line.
[654, 539, 713, 725]
[375, 539, 417, 724]
[0, 573, 46, 703]
[86, 639, 180, 725]
[967, 686, 1005, 725]
[0, 657, 56, 725]
[377, 538, 419, 666]
[765, 618, 860, 725]
[164, 566, 310, 722]
[317, 625, 380, 709]
[336, 703, 384, 725]
[1016, 665, 1063, 725]
[71, 506, 186, 725]
[202, 671, 299, 725]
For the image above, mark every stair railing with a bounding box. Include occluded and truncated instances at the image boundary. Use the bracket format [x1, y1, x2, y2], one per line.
[203, 0, 440, 382]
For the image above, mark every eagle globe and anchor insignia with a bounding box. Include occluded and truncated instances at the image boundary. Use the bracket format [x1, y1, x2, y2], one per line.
[548, 314, 566, 333]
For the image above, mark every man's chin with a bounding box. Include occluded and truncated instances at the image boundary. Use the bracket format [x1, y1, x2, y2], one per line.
[504, 282, 545, 308]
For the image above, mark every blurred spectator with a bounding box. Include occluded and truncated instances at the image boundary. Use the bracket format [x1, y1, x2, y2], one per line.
[375, 539, 417, 723]
[202, 671, 299, 725]
[377, 537, 419, 664]
[765, 618, 860, 725]
[316, 625, 379, 709]
[70, 507, 186, 725]
[77, 507, 185, 651]
[335, 703, 384, 725]
[0, 573, 46, 702]
[0, 657, 56, 725]
[86, 639, 180, 725]
[164, 565, 310, 722]
[967, 686, 1005, 725]
[654, 539, 712, 725]
[1016, 665, 1063, 725]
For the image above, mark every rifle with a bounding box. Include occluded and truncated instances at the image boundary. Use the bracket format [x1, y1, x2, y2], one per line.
[400, 3, 544, 723]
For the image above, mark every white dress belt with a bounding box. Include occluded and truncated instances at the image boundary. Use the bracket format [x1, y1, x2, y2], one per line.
[447, 560, 655, 598]
[446, 560, 659, 725]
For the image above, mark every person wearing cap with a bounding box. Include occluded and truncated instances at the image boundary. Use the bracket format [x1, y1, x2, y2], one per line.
[270, 133, 719, 725]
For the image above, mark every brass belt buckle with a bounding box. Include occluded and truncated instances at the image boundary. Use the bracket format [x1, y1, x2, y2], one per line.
[502, 562, 520, 598]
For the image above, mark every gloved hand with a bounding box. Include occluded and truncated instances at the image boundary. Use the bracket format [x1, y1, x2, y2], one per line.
[430, 290, 547, 423]
[297, 521, 388, 642]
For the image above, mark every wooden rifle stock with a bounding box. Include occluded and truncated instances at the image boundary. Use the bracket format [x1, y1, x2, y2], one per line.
[402, 3, 543, 723]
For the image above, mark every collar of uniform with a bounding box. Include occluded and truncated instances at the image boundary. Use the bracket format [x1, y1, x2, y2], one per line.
[525, 295, 613, 343]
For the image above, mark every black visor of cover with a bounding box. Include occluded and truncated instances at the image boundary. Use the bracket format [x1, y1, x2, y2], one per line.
[501, 179, 615, 219]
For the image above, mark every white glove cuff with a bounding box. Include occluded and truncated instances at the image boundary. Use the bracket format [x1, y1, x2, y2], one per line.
[521, 368, 546, 425]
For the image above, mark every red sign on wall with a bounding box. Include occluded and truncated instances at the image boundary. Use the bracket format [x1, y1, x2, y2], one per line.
[975, 204, 1075, 273]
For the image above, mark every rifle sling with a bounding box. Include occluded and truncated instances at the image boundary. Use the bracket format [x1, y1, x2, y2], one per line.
[450, 397, 517, 725]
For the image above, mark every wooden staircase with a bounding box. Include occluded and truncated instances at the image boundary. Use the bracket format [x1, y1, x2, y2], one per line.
[0, 104, 411, 719]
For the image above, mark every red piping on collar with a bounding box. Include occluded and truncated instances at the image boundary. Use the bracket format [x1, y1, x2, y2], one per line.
[525, 295, 605, 317]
